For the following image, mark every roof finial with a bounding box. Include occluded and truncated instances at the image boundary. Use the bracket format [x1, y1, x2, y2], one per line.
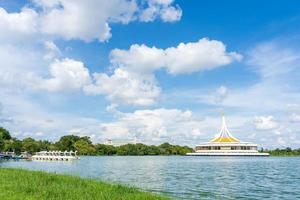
[220, 109, 225, 118]
[210, 110, 240, 143]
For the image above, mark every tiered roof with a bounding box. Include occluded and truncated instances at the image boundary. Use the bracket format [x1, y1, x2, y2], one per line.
[210, 113, 240, 143]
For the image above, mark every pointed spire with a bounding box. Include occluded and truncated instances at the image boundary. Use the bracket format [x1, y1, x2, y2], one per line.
[210, 112, 240, 143]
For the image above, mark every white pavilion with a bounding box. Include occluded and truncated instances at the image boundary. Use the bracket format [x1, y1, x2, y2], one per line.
[187, 114, 269, 156]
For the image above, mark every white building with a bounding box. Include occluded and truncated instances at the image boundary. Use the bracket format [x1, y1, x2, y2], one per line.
[104, 138, 138, 147]
[187, 114, 269, 156]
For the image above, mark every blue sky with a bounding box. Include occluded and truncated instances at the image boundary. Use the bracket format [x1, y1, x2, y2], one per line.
[0, 0, 300, 148]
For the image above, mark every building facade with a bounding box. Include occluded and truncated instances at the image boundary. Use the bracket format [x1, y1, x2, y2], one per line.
[187, 114, 269, 156]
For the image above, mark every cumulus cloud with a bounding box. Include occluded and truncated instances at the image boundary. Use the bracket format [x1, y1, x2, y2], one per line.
[164, 39, 242, 74]
[81, 38, 241, 106]
[0, 0, 182, 42]
[139, 0, 182, 22]
[36, 0, 138, 42]
[99, 108, 203, 143]
[43, 41, 61, 60]
[84, 68, 160, 106]
[82, 38, 241, 106]
[36, 58, 91, 92]
[253, 116, 279, 131]
[0, 1, 239, 107]
[0, 7, 38, 42]
[110, 38, 242, 74]
[193, 41, 300, 114]
[0, 38, 240, 107]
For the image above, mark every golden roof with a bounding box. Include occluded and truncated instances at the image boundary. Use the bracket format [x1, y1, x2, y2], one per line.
[210, 114, 240, 143]
[211, 136, 240, 143]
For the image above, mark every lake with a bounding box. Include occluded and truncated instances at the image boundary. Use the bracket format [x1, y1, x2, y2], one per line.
[1, 156, 300, 199]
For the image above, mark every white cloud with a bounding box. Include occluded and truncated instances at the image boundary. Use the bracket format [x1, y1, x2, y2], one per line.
[43, 41, 61, 60]
[0, 90, 104, 141]
[36, 58, 91, 92]
[193, 41, 300, 114]
[0, 7, 38, 42]
[84, 68, 160, 106]
[164, 39, 242, 74]
[84, 38, 240, 106]
[215, 85, 228, 104]
[110, 38, 242, 74]
[139, 0, 182, 22]
[36, 0, 138, 42]
[277, 137, 286, 145]
[0, 1, 238, 108]
[248, 42, 300, 79]
[99, 108, 203, 144]
[289, 113, 300, 123]
[0, 42, 48, 92]
[0, 0, 182, 42]
[253, 116, 279, 131]
[0, 38, 240, 107]
[160, 5, 182, 22]
[110, 44, 165, 73]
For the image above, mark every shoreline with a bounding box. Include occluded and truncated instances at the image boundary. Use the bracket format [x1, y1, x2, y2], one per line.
[0, 168, 169, 200]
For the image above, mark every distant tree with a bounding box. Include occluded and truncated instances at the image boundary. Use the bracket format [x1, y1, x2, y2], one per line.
[56, 135, 80, 151]
[4, 138, 22, 154]
[95, 144, 116, 155]
[74, 139, 96, 155]
[37, 140, 52, 151]
[0, 139, 4, 151]
[48, 144, 58, 151]
[79, 136, 93, 144]
[22, 137, 40, 154]
[0, 127, 11, 140]
[148, 145, 160, 155]
[158, 143, 173, 155]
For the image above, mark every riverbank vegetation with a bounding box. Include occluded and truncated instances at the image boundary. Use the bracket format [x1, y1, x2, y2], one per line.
[260, 148, 300, 156]
[0, 127, 193, 155]
[3, 127, 300, 156]
[0, 168, 169, 200]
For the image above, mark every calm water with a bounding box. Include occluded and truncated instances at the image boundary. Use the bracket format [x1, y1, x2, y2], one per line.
[1, 156, 300, 199]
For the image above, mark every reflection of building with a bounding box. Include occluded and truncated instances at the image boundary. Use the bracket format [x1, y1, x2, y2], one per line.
[104, 138, 138, 147]
[187, 114, 269, 156]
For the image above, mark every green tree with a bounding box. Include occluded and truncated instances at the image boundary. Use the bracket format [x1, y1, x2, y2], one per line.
[0, 127, 11, 151]
[37, 140, 52, 151]
[4, 138, 22, 154]
[22, 138, 39, 154]
[0, 139, 4, 151]
[0, 127, 11, 140]
[56, 135, 80, 151]
[95, 144, 116, 155]
[74, 139, 96, 155]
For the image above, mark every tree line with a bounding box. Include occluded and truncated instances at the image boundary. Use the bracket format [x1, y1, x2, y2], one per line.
[0, 127, 193, 156]
[2, 127, 300, 156]
[260, 147, 300, 156]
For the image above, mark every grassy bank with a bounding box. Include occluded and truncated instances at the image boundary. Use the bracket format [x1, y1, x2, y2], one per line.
[0, 168, 169, 200]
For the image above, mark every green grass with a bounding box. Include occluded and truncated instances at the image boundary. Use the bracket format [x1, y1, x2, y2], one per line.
[0, 168, 170, 200]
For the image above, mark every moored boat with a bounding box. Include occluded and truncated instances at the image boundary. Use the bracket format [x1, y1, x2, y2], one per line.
[31, 151, 80, 161]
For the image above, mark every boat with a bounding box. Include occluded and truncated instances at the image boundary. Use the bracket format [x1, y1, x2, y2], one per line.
[31, 151, 80, 161]
[187, 113, 269, 156]
[0, 153, 12, 159]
